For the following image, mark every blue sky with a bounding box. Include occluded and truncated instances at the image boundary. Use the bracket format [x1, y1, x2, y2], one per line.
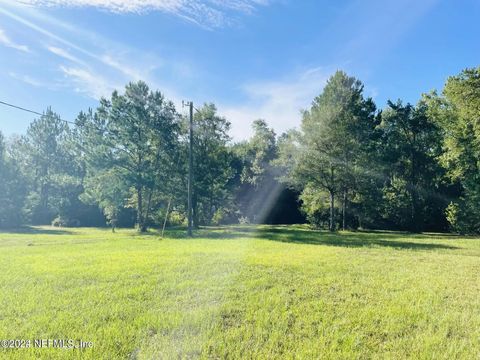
[0, 0, 479, 140]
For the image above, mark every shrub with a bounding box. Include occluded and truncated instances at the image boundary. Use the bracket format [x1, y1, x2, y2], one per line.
[238, 216, 250, 225]
[446, 200, 480, 234]
[51, 216, 80, 227]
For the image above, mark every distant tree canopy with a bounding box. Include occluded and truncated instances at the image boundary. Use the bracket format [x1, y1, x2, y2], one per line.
[427, 68, 480, 233]
[277, 71, 377, 231]
[1, 67, 479, 233]
[77, 81, 180, 232]
[0, 132, 26, 228]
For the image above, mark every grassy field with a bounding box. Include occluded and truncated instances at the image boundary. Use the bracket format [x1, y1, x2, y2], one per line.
[0, 225, 479, 359]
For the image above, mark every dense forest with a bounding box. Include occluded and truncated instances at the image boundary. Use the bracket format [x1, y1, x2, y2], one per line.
[0, 67, 479, 233]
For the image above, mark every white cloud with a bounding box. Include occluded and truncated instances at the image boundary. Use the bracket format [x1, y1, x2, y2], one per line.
[59, 65, 119, 99]
[0, 6, 100, 59]
[8, 71, 66, 91]
[1, 2, 327, 141]
[16, 0, 272, 28]
[100, 54, 150, 81]
[2, 4, 156, 76]
[47, 45, 83, 63]
[0, 27, 29, 52]
[220, 67, 332, 140]
[0, 5, 176, 99]
[9, 72, 43, 87]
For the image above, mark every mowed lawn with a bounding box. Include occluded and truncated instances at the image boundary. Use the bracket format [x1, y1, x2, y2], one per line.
[0, 226, 480, 359]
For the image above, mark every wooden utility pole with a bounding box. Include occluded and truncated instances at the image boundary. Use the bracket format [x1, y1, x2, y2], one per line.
[187, 101, 193, 237]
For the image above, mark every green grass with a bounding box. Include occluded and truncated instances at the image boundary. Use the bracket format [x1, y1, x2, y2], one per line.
[1, 225, 480, 359]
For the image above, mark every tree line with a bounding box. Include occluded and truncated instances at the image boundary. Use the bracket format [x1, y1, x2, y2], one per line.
[0, 68, 479, 233]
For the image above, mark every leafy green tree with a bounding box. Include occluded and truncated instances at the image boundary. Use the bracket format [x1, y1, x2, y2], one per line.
[0, 132, 26, 227]
[379, 100, 445, 231]
[190, 103, 235, 226]
[240, 119, 277, 187]
[4, 70, 476, 233]
[281, 71, 376, 230]
[17, 109, 81, 225]
[430, 68, 480, 233]
[79, 81, 180, 232]
[232, 119, 286, 223]
[80, 169, 128, 232]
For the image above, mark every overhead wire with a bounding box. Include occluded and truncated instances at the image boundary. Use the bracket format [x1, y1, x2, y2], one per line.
[1, 97, 191, 236]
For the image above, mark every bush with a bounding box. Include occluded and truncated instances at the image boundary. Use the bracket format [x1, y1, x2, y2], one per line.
[167, 211, 186, 227]
[446, 200, 480, 234]
[212, 208, 240, 225]
[238, 216, 250, 225]
[299, 185, 331, 229]
[51, 216, 80, 227]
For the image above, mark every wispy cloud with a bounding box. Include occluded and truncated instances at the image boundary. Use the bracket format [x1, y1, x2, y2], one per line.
[59, 65, 119, 99]
[8, 72, 43, 87]
[16, 0, 272, 28]
[0, 4, 177, 101]
[0, 27, 29, 52]
[220, 67, 332, 140]
[1, 5, 156, 75]
[100, 54, 152, 81]
[47, 45, 83, 63]
[0, 6, 99, 59]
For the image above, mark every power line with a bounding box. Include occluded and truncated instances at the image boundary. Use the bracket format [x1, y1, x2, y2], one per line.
[0, 100, 76, 125]
[1, 99, 196, 127]
[3, 97, 198, 235]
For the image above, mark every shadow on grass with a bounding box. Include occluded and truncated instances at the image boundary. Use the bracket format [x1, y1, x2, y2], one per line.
[259, 228, 458, 250]
[0, 225, 458, 251]
[0, 226, 74, 235]
[190, 226, 459, 251]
